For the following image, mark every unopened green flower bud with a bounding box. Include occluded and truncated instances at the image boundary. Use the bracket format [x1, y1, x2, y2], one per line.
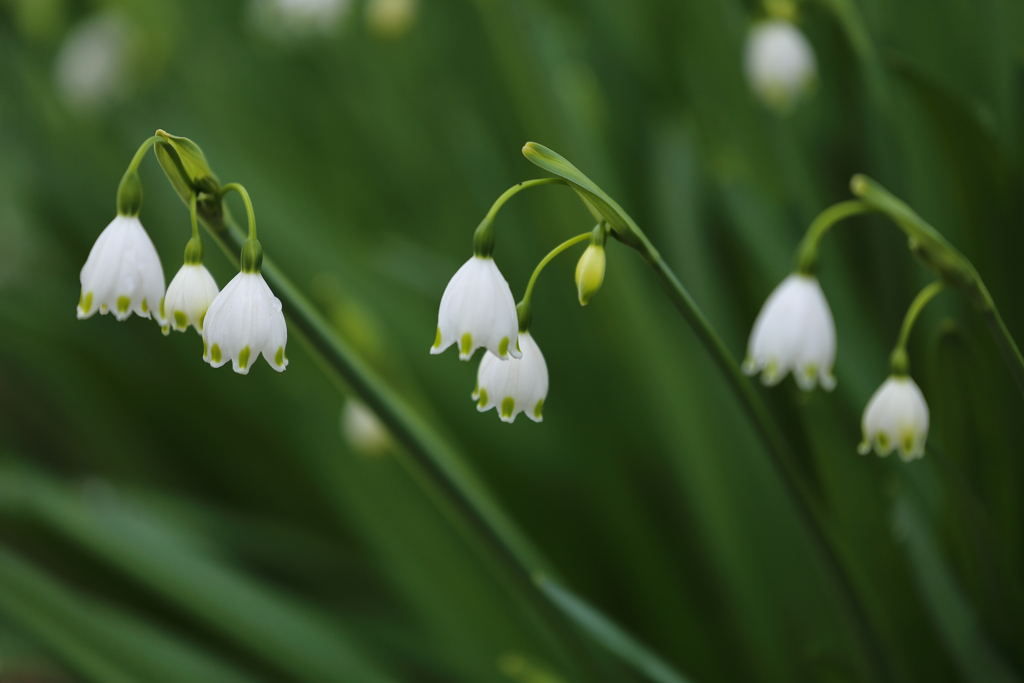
[154, 130, 219, 204]
[575, 243, 605, 306]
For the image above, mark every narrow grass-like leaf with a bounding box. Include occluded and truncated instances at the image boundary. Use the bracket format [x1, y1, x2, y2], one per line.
[0, 465, 396, 683]
[0, 542, 264, 683]
[535, 575, 695, 683]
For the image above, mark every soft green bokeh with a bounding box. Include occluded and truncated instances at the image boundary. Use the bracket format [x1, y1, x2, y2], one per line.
[1, 0, 1023, 681]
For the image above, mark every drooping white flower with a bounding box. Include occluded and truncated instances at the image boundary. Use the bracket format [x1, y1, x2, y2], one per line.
[341, 400, 390, 456]
[202, 272, 288, 374]
[858, 376, 930, 461]
[744, 19, 817, 112]
[165, 264, 219, 334]
[77, 215, 167, 327]
[473, 332, 548, 423]
[743, 273, 836, 391]
[431, 256, 521, 361]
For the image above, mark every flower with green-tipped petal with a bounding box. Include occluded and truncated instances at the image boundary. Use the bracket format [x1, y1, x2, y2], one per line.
[202, 272, 288, 374]
[743, 274, 836, 391]
[472, 331, 548, 423]
[431, 255, 521, 361]
[858, 376, 930, 461]
[77, 214, 167, 328]
[164, 264, 219, 334]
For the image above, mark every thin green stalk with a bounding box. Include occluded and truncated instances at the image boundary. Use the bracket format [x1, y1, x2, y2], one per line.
[484, 178, 567, 225]
[219, 183, 257, 240]
[124, 136, 163, 176]
[890, 281, 946, 376]
[642, 250, 892, 683]
[795, 200, 874, 274]
[852, 174, 1024, 397]
[522, 232, 592, 306]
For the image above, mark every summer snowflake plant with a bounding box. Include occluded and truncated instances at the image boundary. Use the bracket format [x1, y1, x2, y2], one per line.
[77, 130, 287, 375]
[432, 255, 521, 361]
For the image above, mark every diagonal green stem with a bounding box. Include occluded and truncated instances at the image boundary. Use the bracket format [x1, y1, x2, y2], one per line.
[522, 232, 593, 306]
[192, 199, 617, 683]
[890, 281, 946, 376]
[641, 249, 892, 683]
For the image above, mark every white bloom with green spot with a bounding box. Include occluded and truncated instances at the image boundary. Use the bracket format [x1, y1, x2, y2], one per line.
[202, 272, 288, 374]
[744, 19, 817, 112]
[431, 255, 521, 361]
[858, 376, 930, 461]
[77, 214, 167, 327]
[473, 331, 548, 423]
[164, 264, 219, 334]
[743, 273, 837, 391]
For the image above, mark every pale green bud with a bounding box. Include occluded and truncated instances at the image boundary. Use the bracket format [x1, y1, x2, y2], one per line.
[575, 244, 605, 306]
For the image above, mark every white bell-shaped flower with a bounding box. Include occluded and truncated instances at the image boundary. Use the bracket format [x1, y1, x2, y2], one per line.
[743, 273, 836, 391]
[202, 272, 288, 374]
[77, 214, 167, 327]
[472, 331, 548, 423]
[165, 264, 219, 334]
[431, 255, 521, 361]
[744, 19, 817, 112]
[858, 376, 930, 461]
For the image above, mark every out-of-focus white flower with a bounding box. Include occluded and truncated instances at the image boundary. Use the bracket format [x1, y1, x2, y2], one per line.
[743, 273, 836, 391]
[858, 376, 930, 461]
[431, 256, 521, 361]
[77, 215, 167, 327]
[473, 332, 548, 423]
[744, 19, 817, 112]
[249, 0, 351, 39]
[341, 400, 390, 456]
[202, 272, 288, 374]
[366, 0, 418, 39]
[165, 264, 219, 334]
[54, 12, 131, 112]
[574, 243, 606, 306]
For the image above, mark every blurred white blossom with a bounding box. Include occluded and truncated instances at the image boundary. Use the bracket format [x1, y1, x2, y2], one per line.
[744, 19, 817, 113]
[53, 12, 132, 112]
[743, 274, 836, 391]
[859, 376, 930, 461]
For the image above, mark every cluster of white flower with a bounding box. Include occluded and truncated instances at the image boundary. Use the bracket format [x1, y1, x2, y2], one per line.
[431, 224, 606, 424]
[745, 272, 932, 461]
[78, 192, 288, 376]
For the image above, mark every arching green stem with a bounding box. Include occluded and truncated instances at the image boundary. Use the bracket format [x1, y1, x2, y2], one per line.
[473, 178, 568, 256]
[219, 183, 257, 240]
[795, 200, 874, 274]
[852, 174, 1024, 397]
[516, 231, 593, 332]
[116, 135, 163, 216]
[183, 193, 203, 266]
[890, 281, 945, 376]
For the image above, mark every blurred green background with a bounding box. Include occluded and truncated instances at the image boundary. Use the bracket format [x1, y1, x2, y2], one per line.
[1, 0, 1023, 681]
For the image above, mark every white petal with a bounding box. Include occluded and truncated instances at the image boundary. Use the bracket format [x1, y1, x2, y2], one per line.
[202, 272, 288, 374]
[78, 215, 166, 326]
[860, 376, 929, 459]
[431, 256, 521, 361]
[474, 332, 548, 423]
[745, 274, 836, 391]
[165, 264, 219, 333]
